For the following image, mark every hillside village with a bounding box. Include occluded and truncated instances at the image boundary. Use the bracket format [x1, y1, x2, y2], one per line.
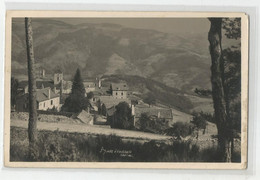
[8, 18, 244, 163]
[13, 67, 186, 134]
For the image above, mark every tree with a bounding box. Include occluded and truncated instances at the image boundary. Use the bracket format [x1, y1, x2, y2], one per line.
[222, 18, 241, 133]
[191, 111, 208, 135]
[139, 113, 150, 131]
[165, 122, 195, 138]
[11, 77, 19, 108]
[111, 102, 133, 130]
[101, 104, 107, 116]
[25, 17, 38, 150]
[62, 68, 88, 113]
[222, 48, 241, 132]
[222, 18, 242, 160]
[87, 91, 94, 99]
[208, 18, 233, 162]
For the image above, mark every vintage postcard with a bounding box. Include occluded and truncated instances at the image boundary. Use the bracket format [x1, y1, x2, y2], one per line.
[4, 11, 248, 169]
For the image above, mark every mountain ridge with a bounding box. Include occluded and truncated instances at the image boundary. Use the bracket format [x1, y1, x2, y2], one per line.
[11, 18, 214, 93]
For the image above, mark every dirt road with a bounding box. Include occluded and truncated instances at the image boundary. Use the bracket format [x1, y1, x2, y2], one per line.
[11, 119, 172, 142]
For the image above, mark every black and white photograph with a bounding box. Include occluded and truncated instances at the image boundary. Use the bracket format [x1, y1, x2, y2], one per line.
[4, 11, 248, 168]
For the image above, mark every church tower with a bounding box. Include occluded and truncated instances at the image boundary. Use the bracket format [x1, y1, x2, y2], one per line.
[54, 71, 63, 85]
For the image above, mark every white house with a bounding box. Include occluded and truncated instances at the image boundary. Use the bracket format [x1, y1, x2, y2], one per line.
[36, 87, 60, 111]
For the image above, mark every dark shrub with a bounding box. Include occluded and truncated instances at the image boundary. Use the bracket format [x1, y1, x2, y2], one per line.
[165, 122, 195, 138]
[110, 102, 134, 130]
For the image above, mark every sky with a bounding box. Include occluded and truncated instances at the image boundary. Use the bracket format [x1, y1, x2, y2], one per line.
[54, 18, 210, 34]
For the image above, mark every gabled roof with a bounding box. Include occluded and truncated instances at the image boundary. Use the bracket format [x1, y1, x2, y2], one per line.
[54, 69, 63, 74]
[135, 106, 173, 119]
[83, 81, 96, 88]
[99, 96, 130, 109]
[111, 83, 128, 91]
[17, 87, 59, 103]
[36, 88, 59, 102]
[18, 80, 54, 89]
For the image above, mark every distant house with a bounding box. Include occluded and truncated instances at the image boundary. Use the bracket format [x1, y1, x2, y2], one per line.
[110, 83, 128, 99]
[83, 81, 96, 94]
[53, 71, 63, 85]
[83, 78, 102, 94]
[98, 96, 131, 109]
[36, 67, 46, 78]
[18, 80, 54, 94]
[16, 87, 60, 112]
[97, 96, 131, 118]
[36, 88, 60, 111]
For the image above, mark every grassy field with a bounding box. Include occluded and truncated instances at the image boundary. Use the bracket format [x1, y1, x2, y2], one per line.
[10, 127, 241, 162]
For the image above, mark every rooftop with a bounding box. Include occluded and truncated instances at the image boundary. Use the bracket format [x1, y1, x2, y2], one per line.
[83, 81, 96, 88]
[99, 96, 130, 109]
[18, 80, 54, 89]
[135, 106, 173, 119]
[36, 87, 59, 102]
[111, 83, 128, 91]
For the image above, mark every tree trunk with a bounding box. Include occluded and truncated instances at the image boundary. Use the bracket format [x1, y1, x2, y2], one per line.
[25, 18, 38, 149]
[208, 18, 232, 162]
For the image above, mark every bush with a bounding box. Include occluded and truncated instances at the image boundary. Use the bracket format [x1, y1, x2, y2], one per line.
[191, 111, 208, 130]
[194, 88, 212, 97]
[139, 113, 169, 134]
[139, 113, 150, 131]
[165, 122, 195, 138]
[110, 102, 134, 130]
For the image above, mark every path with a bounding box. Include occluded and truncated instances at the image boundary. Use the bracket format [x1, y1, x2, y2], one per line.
[11, 119, 172, 142]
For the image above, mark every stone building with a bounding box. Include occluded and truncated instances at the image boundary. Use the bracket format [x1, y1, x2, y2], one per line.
[110, 83, 128, 99]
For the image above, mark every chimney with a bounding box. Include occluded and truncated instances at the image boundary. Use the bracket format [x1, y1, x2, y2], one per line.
[60, 80, 63, 103]
[157, 111, 160, 118]
[131, 104, 136, 126]
[48, 88, 51, 99]
[131, 104, 135, 116]
[98, 79, 101, 88]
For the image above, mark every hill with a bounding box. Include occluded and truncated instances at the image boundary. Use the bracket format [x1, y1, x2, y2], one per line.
[101, 74, 194, 113]
[11, 18, 215, 93]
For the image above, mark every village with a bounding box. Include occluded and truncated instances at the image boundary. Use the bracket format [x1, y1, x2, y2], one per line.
[12, 67, 192, 136]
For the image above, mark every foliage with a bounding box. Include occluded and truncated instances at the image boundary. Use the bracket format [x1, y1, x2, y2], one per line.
[222, 18, 241, 40]
[191, 111, 209, 130]
[208, 17, 241, 161]
[194, 88, 212, 97]
[11, 77, 19, 108]
[87, 91, 94, 99]
[10, 127, 240, 162]
[47, 106, 58, 112]
[62, 68, 88, 113]
[165, 122, 195, 138]
[139, 113, 150, 131]
[101, 104, 107, 116]
[222, 48, 241, 132]
[139, 113, 169, 134]
[110, 102, 133, 130]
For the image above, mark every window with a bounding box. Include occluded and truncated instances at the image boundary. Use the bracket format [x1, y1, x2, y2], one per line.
[121, 92, 123, 96]
[116, 92, 118, 95]
[51, 100, 53, 105]
[43, 102, 45, 107]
